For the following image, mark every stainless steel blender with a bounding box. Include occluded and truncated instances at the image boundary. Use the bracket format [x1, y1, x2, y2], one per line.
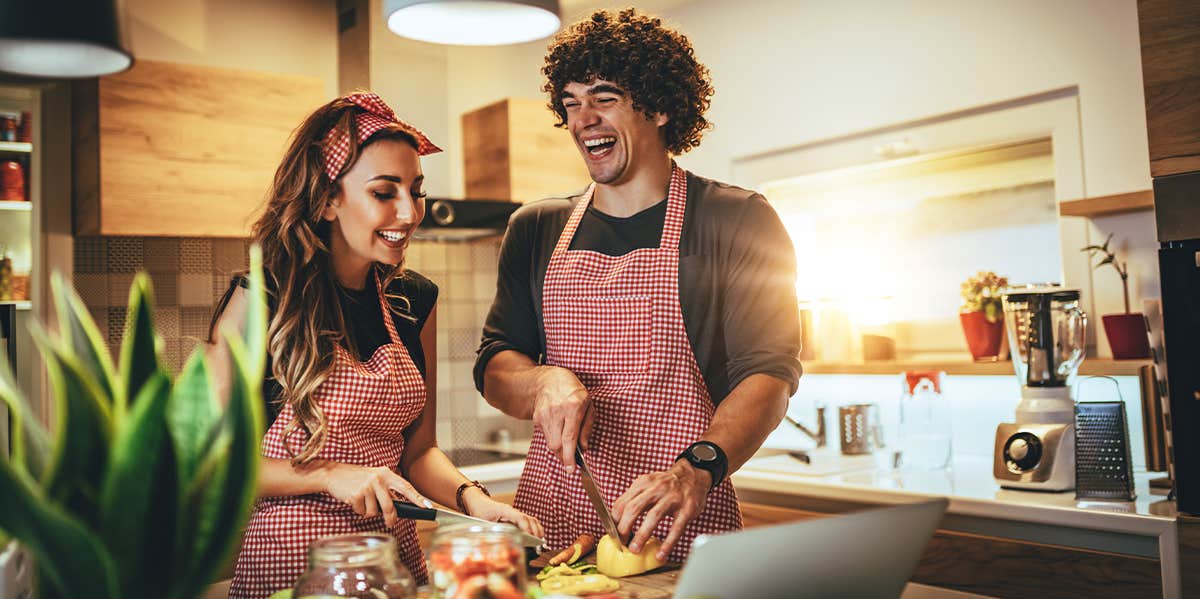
[993, 286, 1087, 491]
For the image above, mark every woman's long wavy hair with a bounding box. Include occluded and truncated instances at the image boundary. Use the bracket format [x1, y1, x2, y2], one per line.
[251, 96, 418, 466]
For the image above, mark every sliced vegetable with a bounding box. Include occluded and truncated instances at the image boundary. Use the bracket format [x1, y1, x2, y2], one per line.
[539, 573, 619, 595]
[596, 534, 666, 578]
[549, 533, 597, 566]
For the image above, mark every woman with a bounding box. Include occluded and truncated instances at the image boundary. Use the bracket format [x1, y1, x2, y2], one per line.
[210, 92, 543, 598]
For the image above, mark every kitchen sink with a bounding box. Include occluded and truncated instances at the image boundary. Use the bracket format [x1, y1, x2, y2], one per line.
[743, 451, 879, 477]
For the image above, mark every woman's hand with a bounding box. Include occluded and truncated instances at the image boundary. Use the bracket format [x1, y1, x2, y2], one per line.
[463, 493, 545, 539]
[323, 463, 432, 528]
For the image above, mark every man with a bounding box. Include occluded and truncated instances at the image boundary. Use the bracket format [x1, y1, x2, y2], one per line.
[474, 8, 801, 563]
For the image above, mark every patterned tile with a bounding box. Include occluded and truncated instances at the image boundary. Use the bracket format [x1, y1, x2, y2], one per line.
[161, 338, 183, 375]
[72, 273, 108, 308]
[178, 273, 212, 307]
[151, 271, 179, 306]
[448, 327, 477, 360]
[106, 237, 143, 273]
[179, 239, 213, 274]
[470, 239, 501, 270]
[213, 238, 249, 274]
[106, 307, 127, 347]
[143, 238, 180, 272]
[180, 306, 213, 343]
[446, 243, 471, 274]
[213, 273, 237, 305]
[155, 306, 180, 339]
[73, 237, 107, 274]
[108, 273, 136, 307]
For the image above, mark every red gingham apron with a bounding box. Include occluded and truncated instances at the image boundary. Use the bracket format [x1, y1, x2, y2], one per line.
[513, 165, 742, 563]
[230, 274, 428, 598]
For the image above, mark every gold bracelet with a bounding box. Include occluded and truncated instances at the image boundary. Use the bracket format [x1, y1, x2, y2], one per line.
[455, 480, 490, 514]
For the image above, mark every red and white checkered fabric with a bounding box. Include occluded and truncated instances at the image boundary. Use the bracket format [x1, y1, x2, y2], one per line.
[230, 273, 429, 598]
[321, 92, 442, 181]
[513, 165, 743, 564]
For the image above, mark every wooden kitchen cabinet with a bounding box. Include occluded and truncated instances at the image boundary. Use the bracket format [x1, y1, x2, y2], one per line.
[1138, 0, 1200, 178]
[72, 60, 326, 237]
[462, 97, 591, 202]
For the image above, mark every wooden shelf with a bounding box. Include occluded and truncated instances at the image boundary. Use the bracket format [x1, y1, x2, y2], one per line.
[0, 141, 32, 154]
[804, 359, 1150, 377]
[1058, 190, 1153, 218]
[0, 201, 31, 212]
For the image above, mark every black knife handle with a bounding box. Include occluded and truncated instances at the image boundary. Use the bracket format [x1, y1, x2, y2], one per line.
[574, 447, 585, 467]
[393, 500, 437, 521]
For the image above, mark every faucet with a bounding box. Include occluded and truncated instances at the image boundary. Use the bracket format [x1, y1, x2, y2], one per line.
[784, 402, 826, 448]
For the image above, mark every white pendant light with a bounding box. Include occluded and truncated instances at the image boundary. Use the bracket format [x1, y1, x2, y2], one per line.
[384, 0, 561, 46]
[0, 0, 132, 78]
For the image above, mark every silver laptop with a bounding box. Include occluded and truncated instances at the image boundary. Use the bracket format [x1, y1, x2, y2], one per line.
[673, 499, 948, 599]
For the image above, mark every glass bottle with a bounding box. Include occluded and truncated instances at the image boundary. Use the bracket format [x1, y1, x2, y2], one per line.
[292, 532, 415, 598]
[898, 371, 952, 470]
[427, 524, 526, 599]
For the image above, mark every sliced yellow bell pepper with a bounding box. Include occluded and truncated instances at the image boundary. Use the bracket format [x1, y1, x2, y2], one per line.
[540, 573, 620, 595]
[595, 534, 666, 578]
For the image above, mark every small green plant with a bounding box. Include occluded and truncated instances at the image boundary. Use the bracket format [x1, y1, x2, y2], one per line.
[1082, 233, 1131, 314]
[0, 247, 268, 599]
[960, 270, 1009, 323]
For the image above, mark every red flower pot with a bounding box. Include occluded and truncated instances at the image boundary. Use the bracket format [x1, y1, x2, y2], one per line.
[1102, 313, 1150, 359]
[960, 311, 1005, 362]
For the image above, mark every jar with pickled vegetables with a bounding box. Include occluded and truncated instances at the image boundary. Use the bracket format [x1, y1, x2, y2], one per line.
[292, 532, 416, 598]
[427, 524, 525, 599]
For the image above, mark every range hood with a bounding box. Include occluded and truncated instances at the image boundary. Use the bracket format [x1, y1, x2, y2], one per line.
[414, 198, 520, 241]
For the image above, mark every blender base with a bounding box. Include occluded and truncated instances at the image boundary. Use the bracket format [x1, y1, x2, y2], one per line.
[994, 422, 1075, 491]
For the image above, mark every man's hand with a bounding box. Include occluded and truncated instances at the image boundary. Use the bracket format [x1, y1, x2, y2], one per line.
[531, 366, 594, 470]
[611, 460, 710, 561]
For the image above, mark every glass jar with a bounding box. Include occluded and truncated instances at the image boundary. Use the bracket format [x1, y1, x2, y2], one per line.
[292, 533, 415, 598]
[898, 371, 952, 470]
[427, 524, 525, 599]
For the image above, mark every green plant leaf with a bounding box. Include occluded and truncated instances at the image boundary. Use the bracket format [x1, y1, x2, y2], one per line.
[119, 273, 161, 410]
[0, 456, 118, 599]
[99, 371, 178, 597]
[174, 333, 263, 596]
[167, 349, 220, 493]
[0, 345, 49, 483]
[30, 321, 113, 527]
[242, 245, 268, 380]
[52, 272, 120, 411]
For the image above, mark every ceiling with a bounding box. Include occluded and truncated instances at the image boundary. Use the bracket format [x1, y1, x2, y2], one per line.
[559, 0, 697, 20]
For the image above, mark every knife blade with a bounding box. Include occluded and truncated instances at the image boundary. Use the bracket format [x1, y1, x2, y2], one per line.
[392, 500, 546, 549]
[574, 447, 628, 551]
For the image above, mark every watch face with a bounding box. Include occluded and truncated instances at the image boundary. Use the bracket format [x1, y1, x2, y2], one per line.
[692, 444, 717, 462]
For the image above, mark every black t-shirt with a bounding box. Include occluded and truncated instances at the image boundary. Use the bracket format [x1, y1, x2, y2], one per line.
[218, 269, 438, 427]
[474, 171, 803, 404]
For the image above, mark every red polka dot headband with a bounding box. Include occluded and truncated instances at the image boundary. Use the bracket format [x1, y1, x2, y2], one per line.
[321, 92, 442, 181]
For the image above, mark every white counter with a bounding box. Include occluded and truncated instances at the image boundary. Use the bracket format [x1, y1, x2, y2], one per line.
[734, 453, 1180, 598]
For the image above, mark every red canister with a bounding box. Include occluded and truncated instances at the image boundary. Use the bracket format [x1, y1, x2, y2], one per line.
[1, 160, 25, 202]
[17, 111, 31, 143]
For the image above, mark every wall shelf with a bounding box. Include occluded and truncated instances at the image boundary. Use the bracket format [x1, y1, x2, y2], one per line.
[0, 201, 31, 212]
[1058, 190, 1154, 218]
[0, 141, 32, 154]
[804, 359, 1150, 377]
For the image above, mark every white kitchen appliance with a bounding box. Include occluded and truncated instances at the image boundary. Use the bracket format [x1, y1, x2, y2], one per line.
[993, 285, 1087, 491]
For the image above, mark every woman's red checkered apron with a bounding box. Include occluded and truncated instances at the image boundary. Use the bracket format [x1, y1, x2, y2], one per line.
[513, 165, 742, 563]
[230, 275, 428, 598]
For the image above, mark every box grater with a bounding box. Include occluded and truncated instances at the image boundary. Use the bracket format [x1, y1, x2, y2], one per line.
[1075, 401, 1136, 501]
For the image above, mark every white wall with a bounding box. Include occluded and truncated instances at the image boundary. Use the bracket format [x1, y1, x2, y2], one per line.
[123, 0, 338, 96]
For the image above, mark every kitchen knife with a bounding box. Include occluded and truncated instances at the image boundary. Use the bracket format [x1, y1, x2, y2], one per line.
[392, 500, 546, 549]
[574, 447, 628, 551]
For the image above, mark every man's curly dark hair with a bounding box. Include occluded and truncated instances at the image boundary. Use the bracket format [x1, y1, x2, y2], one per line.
[542, 8, 714, 155]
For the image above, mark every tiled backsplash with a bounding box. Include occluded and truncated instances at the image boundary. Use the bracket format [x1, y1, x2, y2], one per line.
[72, 235, 531, 451]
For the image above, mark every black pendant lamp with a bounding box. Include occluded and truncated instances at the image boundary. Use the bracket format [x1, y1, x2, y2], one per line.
[0, 0, 133, 78]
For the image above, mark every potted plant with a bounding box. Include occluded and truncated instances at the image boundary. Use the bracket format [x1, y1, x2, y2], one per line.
[1082, 234, 1150, 359]
[959, 270, 1009, 362]
[0, 248, 268, 599]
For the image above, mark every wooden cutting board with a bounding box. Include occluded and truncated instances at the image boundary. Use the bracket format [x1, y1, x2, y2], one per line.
[529, 551, 680, 598]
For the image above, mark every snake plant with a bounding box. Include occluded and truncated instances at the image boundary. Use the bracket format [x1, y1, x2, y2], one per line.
[0, 247, 268, 599]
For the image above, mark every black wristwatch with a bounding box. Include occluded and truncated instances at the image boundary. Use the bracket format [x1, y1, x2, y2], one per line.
[678, 441, 728, 491]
